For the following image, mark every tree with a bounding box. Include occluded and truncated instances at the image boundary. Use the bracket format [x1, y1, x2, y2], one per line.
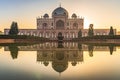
[109, 26, 114, 36]
[8, 44, 19, 59]
[88, 24, 94, 37]
[78, 43, 82, 51]
[78, 29, 82, 38]
[88, 45, 94, 57]
[9, 21, 19, 35]
[109, 44, 114, 55]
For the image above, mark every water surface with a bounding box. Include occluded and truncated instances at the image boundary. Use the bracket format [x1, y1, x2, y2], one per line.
[0, 42, 120, 80]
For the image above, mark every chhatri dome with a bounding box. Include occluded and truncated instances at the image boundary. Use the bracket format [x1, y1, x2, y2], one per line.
[72, 13, 77, 18]
[43, 13, 49, 18]
[52, 6, 68, 17]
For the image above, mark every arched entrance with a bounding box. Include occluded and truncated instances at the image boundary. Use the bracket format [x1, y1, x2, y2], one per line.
[58, 32, 62, 37]
[57, 32, 64, 41]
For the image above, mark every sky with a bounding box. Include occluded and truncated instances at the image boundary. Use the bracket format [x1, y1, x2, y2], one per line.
[0, 0, 120, 31]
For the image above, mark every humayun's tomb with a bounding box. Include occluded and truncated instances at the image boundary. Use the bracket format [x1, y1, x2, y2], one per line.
[4, 6, 116, 40]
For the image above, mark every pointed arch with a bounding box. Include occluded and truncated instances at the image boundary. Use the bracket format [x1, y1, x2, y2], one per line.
[56, 20, 64, 29]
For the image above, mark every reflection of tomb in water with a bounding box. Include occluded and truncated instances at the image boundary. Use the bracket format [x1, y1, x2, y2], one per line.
[36, 42, 83, 73]
[4, 42, 116, 73]
[82, 44, 116, 51]
[4, 42, 116, 51]
[52, 51, 68, 73]
[37, 50, 83, 73]
[57, 42, 64, 48]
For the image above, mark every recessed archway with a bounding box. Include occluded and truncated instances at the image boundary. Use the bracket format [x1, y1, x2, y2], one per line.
[57, 32, 64, 41]
[56, 20, 64, 29]
[58, 32, 62, 37]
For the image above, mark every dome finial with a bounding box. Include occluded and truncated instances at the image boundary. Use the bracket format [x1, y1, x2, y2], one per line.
[59, 3, 61, 7]
[59, 73, 61, 80]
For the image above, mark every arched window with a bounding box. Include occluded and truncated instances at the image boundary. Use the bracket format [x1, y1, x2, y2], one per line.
[103, 33, 106, 35]
[66, 33, 68, 38]
[33, 33, 36, 36]
[72, 33, 75, 38]
[20, 33, 23, 35]
[56, 53, 64, 60]
[84, 32, 87, 37]
[97, 32, 100, 35]
[39, 33, 42, 37]
[51, 23, 53, 26]
[52, 32, 55, 38]
[46, 32, 50, 38]
[56, 20, 64, 29]
[73, 23, 78, 29]
[27, 33, 30, 35]
[67, 22, 69, 26]
[42, 23, 47, 27]
[42, 52, 48, 57]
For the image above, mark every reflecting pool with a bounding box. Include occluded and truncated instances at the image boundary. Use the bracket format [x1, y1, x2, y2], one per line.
[0, 42, 120, 80]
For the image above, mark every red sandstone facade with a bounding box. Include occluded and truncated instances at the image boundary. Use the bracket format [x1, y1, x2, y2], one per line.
[4, 6, 116, 40]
